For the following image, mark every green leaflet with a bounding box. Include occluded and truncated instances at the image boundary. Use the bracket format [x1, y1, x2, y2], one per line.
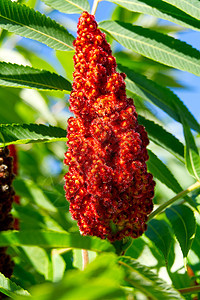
[14, 254, 125, 300]
[0, 0, 75, 50]
[0, 62, 72, 91]
[181, 117, 200, 181]
[145, 219, 173, 262]
[162, 0, 200, 21]
[118, 257, 184, 299]
[138, 115, 184, 161]
[42, 0, 90, 14]
[166, 205, 196, 258]
[0, 123, 67, 146]
[147, 150, 185, 195]
[107, 0, 200, 31]
[0, 230, 115, 253]
[117, 64, 200, 132]
[100, 21, 200, 76]
[0, 273, 30, 299]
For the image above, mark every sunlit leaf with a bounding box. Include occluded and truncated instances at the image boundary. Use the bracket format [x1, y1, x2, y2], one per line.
[100, 21, 200, 76]
[0, 230, 115, 253]
[0, 272, 30, 298]
[0, 0, 75, 50]
[0, 123, 67, 146]
[162, 0, 200, 21]
[107, 0, 200, 31]
[118, 257, 184, 299]
[42, 0, 90, 14]
[0, 62, 71, 91]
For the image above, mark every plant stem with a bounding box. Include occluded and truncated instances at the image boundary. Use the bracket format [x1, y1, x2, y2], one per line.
[82, 249, 89, 270]
[179, 285, 200, 295]
[91, 0, 101, 15]
[148, 181, 200, 221]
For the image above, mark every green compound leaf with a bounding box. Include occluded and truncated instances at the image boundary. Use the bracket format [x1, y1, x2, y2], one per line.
[166, 205, 196, 258]
[15, 254, 125, 300]
[181, 117, 200, 181]
[0, 230, 115, 253]
[118, 257, 184, 299]
[138, 115, 184, 161]
[147, 150, 185, 195]
[117, 64, 200, 133]
[0, 0, 75, 51]
[145, 219, 173, 262]
[100, 21, 200, 76]
[107, 0, 200, 31]
[0, 123, 67, 146]
[42, 0, 90, 14]
[0, 272, 30, 298]
[162, 0, 200, 21]
[0, 62, 72, 91]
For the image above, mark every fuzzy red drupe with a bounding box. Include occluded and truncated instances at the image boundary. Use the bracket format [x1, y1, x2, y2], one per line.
[64, 12, 155, 241]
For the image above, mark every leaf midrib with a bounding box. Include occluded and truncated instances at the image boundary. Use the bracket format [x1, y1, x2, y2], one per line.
[164, 0, 200, 14]
[0, 76, 65, 90]
[0, 13, 74, 50]
[101, 23, 200, 70]
[62, 0, 86, 11]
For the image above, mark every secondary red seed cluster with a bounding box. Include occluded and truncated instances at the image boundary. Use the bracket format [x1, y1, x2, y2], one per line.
[0, 147, 14, 285]
[64, 11, 155, 241]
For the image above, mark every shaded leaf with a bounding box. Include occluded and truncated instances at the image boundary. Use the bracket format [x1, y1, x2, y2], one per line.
[162, 0, 200, 21]
[15, 254, 125, 300]
[0, 0, 75, 51]
[0, 230, 115, 253]
[0, 272, 30, 298]
[107, 0, 200, 31]
[0, 123, 67, 146]
[181, 117, 200, 181]
[138, 115, 184, 161]
[43, 0, 90, 14]
[147, 150, 185, 194]
[0, 62, 71, 91]
[166, 205, 196, 257]
[117, 64, 200, 133]
[100, 21, 200, 76]
[118, 257, 184, 299]
[146, 219, 173, 262]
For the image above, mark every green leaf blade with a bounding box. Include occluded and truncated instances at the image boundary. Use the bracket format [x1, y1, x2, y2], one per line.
[0, 62, 72, 91]
[107, 0, 200, 31]
[42, 0, 90, 14]
[0, 123, 67, 146]
[181, 118, 200, 181]
[118, 257, 184, 299]
[0, 272, 30, 298]
[162, 0, 200, 21]
[147, 150, 184, 194]
[100, 21, 200, 76]
[138, 115, 184, 161]
[0, 230, 115, 253]
[166, 205, 196, 258]
[0, 0, 75, 51]
[145, 219, 173, 262]
[117, 64, 200, 133]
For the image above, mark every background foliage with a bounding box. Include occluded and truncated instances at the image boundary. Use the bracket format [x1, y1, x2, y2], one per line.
[0, 0, 200, 299]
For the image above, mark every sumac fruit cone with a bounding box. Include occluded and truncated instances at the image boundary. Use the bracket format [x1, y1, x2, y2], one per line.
[0, 147, 14, 297]
[64, 11, 155, 241]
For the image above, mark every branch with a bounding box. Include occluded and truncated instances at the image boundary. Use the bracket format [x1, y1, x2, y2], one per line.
[148, 181, 200, 221]
[91, 0, 101, 15]
[82, 249, 89, 270]
[179, 285, 200, 295]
